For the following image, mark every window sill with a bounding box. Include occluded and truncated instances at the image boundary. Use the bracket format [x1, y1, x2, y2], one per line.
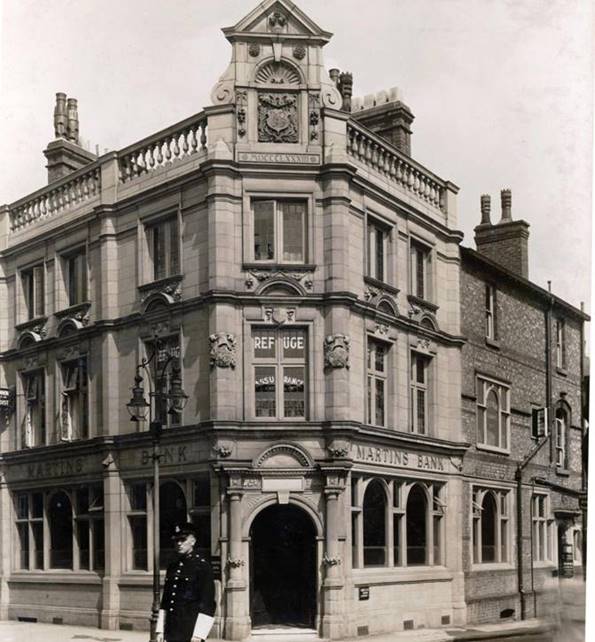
[352, 566, 452, 584]
[555, 467, 570, 477]
[555, 366, 568, 377]
[407, 294, 439, 313]
[533, 560, 556, 569]
[476, 443, 511, 456]
[9, 571, 103, 584]
[243, 262, 316, 272]
[54, 301, 91, 319]
[363, 275, 400, 297]
[137, 273, 184, 294]
[485, 337, 501, 350]
[15, 316, 48, 333]
[470, 563, 515, 572]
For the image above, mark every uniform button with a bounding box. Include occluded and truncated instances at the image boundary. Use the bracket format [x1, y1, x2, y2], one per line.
[173, 584, 177, 588]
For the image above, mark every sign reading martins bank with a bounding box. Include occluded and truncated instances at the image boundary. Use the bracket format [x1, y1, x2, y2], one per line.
[352, 443, 455, 473]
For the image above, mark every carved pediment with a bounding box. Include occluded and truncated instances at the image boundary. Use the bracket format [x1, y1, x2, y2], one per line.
[222, 0, 331, 40]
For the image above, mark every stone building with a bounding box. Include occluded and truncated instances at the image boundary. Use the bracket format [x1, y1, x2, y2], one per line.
[0, 1, 586, 640]
[460, 192, 588, 624]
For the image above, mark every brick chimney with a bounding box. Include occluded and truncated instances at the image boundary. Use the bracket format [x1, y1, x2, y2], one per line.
[474, 189, 530, 278]
[43, 92, 96, 183]
[351, 87, 414, 156]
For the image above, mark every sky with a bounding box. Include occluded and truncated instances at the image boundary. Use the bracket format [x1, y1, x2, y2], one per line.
[0, 0, 592, 313]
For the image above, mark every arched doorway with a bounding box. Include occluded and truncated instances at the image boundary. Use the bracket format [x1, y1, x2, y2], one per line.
[249, 504, 316, 629]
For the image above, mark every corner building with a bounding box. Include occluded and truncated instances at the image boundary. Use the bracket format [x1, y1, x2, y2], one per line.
[2, 0, 485, 638]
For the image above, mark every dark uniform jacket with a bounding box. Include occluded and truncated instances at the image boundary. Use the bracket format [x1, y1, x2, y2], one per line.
[160, 551, 216, 641]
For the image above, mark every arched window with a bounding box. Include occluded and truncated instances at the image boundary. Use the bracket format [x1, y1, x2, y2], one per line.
[49, 491, 73, 569]
[481, 492, 497, 563]
[160, 481, 187, 568]
[555, 406, 569, 468]
[363, 480, 386, 566]
[406, 485, 427, 565]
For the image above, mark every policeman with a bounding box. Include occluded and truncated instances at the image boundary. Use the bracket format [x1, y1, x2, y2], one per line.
[156, 522, 216, 642]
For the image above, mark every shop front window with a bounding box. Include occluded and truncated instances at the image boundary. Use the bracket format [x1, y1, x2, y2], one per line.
[15, 492, 44, 570]
[253, 327, 307, 419]
[363, 481, 386, 567]
[406, 485, 427, 565]
[472, 488, 510, 564]
[49, 491, 73, 569]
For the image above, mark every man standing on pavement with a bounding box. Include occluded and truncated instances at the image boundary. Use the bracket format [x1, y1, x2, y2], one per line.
[156, 522, 216, 642]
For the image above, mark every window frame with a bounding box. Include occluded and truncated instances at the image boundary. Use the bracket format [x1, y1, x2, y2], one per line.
[59, 356, 89, 442]
[410, 351, 431, 435]
[555, 318, 566, 370]
[366, 338, 388, 427]
[251, 199, 308, 265]
[148, 216, 181, 282]
[21, 369, 46, 449]
[21, 264, 45, 321]
[554, 405, 570, 469]
[485, 283, 497, 340]
[476, 376, 511, 453]
[410, 240, 432, 302]
[251, 326, 308, 421]
[14, 491, 44, 571]
[65, 248, 88, 307]
[472, 487, 511, 566]
[531, 493, 554, 564]
[366, 217, 389, 283]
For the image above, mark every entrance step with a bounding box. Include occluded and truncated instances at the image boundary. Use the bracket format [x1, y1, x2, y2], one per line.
[248, 626, 322, 642]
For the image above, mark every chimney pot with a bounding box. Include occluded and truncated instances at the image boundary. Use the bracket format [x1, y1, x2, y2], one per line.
[66, 98, 79, 145]
[500, 188, 512, 222]
[53, 92, 67, 139]
[480, 194, 491, 225]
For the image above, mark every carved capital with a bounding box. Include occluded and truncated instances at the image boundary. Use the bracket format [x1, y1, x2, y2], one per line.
[322, 555, 342, 567]
[209, 332, 237, 369]
[227, 557, 245, 569]
[213, 444, 232, 458]
[324, 334, 350, 369]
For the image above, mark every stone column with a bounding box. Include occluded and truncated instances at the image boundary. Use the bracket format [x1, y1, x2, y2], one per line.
[321, 470, 347, 639]
[0, 471, 11, 620]
[225, 488, 250, 640]
[100, 450, 123, 629]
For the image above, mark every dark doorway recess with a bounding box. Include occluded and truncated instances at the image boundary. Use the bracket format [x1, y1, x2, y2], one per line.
[250, 504, 316, 629]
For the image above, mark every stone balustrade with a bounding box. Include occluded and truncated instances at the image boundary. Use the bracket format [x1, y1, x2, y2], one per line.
[346, 120, 446, 214]
[118, 111, 207, 183]
[9, 163, 101, 233]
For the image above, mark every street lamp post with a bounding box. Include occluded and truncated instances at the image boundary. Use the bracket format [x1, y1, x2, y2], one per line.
[127, 345, 188, 642]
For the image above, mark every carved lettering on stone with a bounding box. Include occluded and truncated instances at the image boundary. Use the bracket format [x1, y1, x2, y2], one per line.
[209, 332, 237, 369]
[324, 334, 350, 369]
[258, 94, 298, 143]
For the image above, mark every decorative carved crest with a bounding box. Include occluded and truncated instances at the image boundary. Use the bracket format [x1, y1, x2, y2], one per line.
[248, 43, 261, 57]
[268, 11, 287, 32]
[209, 332, 237, 369]
[324, 334, 350, 369]
[258, 93, 298, 143]
[293, 45, 306, 60]
[327, 445, 350, 458]
[262, 306, 296, 325]
[213, 444, 233, 458]
[375, 323, 389, 336]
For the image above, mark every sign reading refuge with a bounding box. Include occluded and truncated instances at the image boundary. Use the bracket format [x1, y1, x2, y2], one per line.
[352, 444, 450, 472]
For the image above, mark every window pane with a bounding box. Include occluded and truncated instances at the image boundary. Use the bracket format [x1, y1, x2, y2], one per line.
[254, 201, 275, 261]
[34, 266, 44, 317]
[282, 202, 305, 262]
[282, 328, 306, 359]
[130, 483, 147, 511]
[49, 491, 73, 569]
[253, 329, 276, 359]
[393, 514, 401, 566]
[375, 343, 385, 373]
[486, 390, 499, 446]
[367, 376, 373, 424]
[130, 516, 147, 570]
[375, 378, 385, 426]
[415, 249, 425, 298]
[284, 366, 305, 418]
[406, 486, 427, 565]
[193, 478, 210, 507]
[501, 519, 508, 562]
[416, 389, 426, 434]
[375, 227, 384, 280]
[17, 523, 29, 569]
[416, 356, 426, 384]
[255, 366, 276, 417]
[169, 218, 180, 276]
[433, 516, 441, 565]
[17, 494, 29, 519]
[78, 520, 90, 570]
[363, 482, 386, 566]
[94, 519, 105, 571]
[78, 488, 90, 514]
[351, 513, 358, 568]
[68, 256, 77, 305]
[153, 224, 166, 280]
[191, 513, 211, 560]
[32, 522, 43, 569]
[481, 493, 496, 562]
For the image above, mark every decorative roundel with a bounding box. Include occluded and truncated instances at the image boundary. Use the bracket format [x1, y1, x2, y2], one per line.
[255, 61, 301, 85]
[248, 43, 260, 57]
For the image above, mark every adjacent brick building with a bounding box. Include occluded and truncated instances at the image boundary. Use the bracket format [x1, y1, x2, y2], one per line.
[0, 1, 587, 640]
[460, 191, 588, 624]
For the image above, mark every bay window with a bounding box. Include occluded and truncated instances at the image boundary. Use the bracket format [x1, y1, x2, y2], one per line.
[253, 327, 307, 419]
[253, 200, 307, 263]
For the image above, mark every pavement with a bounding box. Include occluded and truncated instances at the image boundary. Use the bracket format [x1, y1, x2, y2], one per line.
[0, 578, 585, 642]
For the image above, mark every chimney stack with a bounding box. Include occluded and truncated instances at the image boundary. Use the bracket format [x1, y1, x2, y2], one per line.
[43, 92, 96, 184]
[338, 72, 353, 112]
[474, 188, 530, 279]
[350, 87, 414, 156]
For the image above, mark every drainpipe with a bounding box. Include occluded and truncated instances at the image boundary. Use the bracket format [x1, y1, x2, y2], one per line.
[516, 429, 551, 620]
